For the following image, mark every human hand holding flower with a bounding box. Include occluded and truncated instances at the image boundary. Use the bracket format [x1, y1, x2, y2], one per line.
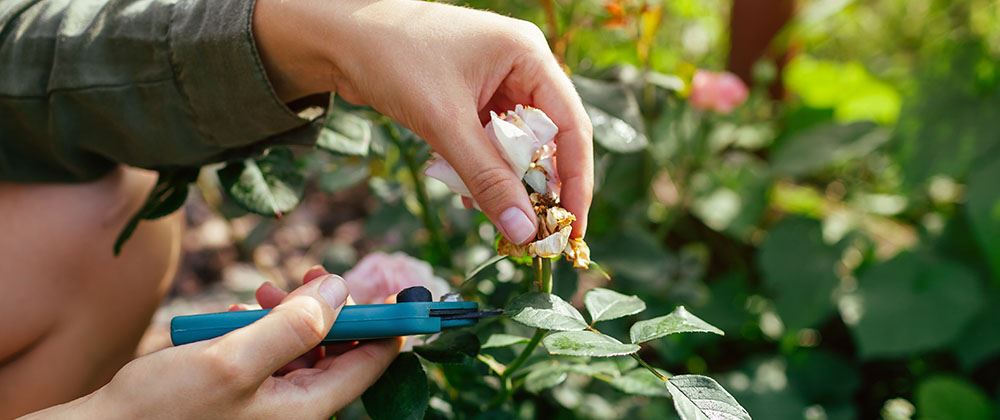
[253, 0, 594, 245]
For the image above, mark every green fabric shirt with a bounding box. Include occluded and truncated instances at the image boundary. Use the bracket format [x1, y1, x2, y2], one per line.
[0, 0, 323, 183]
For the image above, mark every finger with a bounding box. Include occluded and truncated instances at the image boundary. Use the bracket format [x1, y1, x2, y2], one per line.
[302, 338, 403, 413]
[255, 282, 287, 309]
[430, 106, 537, 245]
[228, 303, 251, 312]
[214, 274, 349, 382]
[533, 60, 594, 238]
[461, 196, 474, 210]
[302, 265, 329, 283]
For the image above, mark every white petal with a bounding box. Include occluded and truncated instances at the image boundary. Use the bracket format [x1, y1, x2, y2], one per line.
[424, 156, 471, 196]
[516, 105, 558, 145]
[488, 111, 536, 177]
[523, 167, 548, 194]
[528, 226, 572, 258]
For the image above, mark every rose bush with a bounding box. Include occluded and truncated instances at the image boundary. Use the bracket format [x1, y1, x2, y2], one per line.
[144, 0, 1000, 417]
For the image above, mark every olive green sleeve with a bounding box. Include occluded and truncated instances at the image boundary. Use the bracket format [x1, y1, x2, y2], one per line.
[0, 0, 324, 183]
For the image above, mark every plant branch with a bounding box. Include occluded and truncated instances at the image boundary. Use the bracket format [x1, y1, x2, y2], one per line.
[491, 257, 553, 408]
[386, 123, 451, 266]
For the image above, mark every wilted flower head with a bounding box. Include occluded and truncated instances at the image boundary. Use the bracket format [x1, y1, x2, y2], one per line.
[689, 70, 749, 114]
[425, 104, 561, 199]
[425, 105, 591, 269]
[343, 251, 451, 304]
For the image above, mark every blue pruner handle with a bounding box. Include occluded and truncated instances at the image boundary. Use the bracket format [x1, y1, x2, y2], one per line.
[170, 301, 478, 346]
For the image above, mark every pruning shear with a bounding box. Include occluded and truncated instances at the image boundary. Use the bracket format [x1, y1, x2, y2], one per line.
[170, 286, 503, 346]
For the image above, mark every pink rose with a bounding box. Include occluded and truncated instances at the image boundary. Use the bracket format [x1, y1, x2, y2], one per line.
[342, 251, 452, 304]
[689, 70, 749, 114]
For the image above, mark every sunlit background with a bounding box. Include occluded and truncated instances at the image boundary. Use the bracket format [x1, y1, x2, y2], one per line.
[145, 0, 1000, 418]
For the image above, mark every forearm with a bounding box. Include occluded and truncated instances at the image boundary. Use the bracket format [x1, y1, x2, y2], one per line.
[0, 0, 324, 183]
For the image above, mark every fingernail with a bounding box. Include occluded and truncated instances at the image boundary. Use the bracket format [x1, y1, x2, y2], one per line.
[499, 207, 536, 244]
[318, 276, 348, 308]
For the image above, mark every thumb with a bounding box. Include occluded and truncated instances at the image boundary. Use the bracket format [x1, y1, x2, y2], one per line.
[214, 275, 349, 381]
[433, 112, 538, 245]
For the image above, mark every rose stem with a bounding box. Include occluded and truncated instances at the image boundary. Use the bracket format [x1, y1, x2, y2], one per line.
[385, 122, 451, 267]
[491, 257, 553, 407]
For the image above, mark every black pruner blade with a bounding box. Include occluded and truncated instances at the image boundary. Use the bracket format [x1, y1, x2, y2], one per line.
[430, 308, 504, 321]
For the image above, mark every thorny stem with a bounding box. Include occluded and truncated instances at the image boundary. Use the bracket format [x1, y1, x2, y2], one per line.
[490, 257, 553, 408]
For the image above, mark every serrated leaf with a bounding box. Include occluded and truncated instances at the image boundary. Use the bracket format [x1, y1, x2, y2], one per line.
[413, 330, 480, 364]
[610, 368, 671, 397]
[667, 375, 751, 420]
[542, 331, 640, 357]
[630, 306, 724, 344]
[585, 288, 646, 322]
[217, 148, 304, 217]
[524, 362, 569, 393]
[573, 75, 648, 153]
[362, 352, 428, 420]
[481, 334, 530, 349]
[317, 108, 372, 156]
[506, 293, 588, 331]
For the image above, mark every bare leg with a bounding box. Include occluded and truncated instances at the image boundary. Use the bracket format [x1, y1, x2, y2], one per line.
[0, 166, 182, 418]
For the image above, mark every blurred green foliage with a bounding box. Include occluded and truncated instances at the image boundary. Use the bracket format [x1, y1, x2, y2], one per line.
[205, 0, 1000, 417]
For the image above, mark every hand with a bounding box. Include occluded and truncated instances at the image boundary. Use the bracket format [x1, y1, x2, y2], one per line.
[254, 0, 594, 244]
[25, 270, 401, 419]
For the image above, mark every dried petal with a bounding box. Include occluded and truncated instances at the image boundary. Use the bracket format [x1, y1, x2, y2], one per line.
[498, 236, 529, 258]
[542, 206, 576, 236]
[424, 155, 471, 196]
[529, 226, 572, 258]
[564, 237, 592, 269]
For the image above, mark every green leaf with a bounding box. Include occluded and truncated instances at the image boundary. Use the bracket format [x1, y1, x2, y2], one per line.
[318, 161, 369, 193]
[413, 330, 480, 364]
[317, 108, 372, 156]
[757, 217, 841, 330]
[362, 352, 428, 420]
[894, 44, 1000, 189]
[771, 121, 889, 177]
[481, 334, 530, 349]
[630, 306, 723, 344]
[113, 168, 198, 255]
[565, 361, 622, 377]
[523, 362, 569, 393]
[584, 288, 646, 323]
[915, 376, 993, 420]
[610, 368, 671, 397]
[966, 157, 1000, 281]
[217, 148, 304, 217]
[851, 252, 984, 358]
[572, 75, 648, 153]
[542, 331, 640, 357]
[666, 375, 751, 420]
[953, 293, 1000, 370]
[506, 293, 588, 331]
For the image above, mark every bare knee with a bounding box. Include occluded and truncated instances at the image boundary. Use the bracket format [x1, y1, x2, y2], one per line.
[0, 166, 183, 417]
